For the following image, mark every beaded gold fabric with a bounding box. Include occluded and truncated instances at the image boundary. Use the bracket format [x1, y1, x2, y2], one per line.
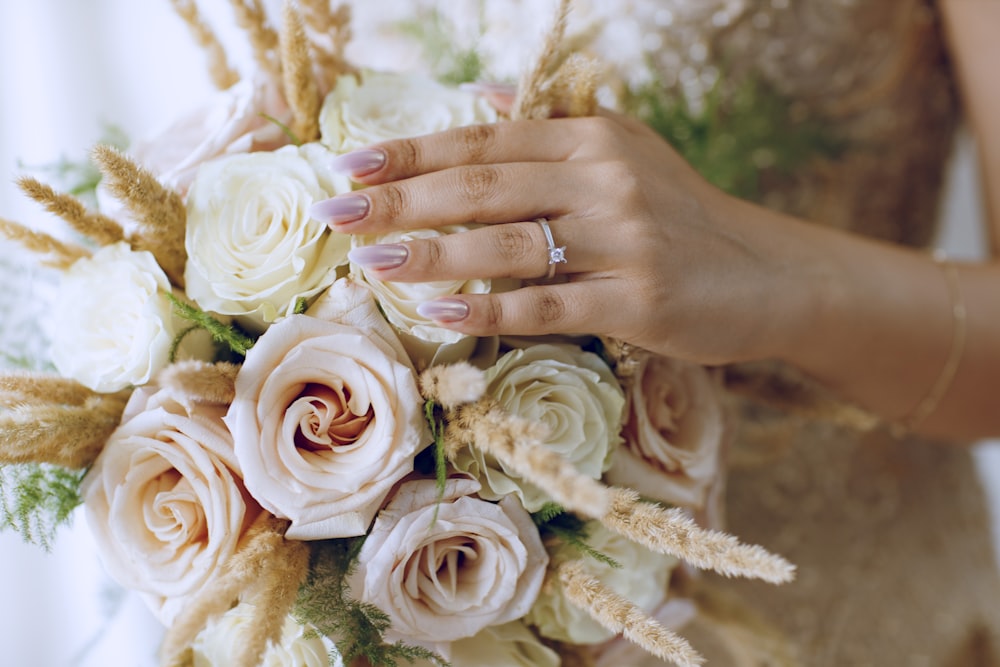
[636, 1, 1000, 664]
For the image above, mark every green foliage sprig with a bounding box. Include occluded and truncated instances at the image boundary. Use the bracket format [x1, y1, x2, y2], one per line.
[532, 503, 622, 569]
[397, 10, 485, 85]
[295, 539, 450, 667]
[624, 74, 842, 201]
[0, 463, 86, 550]
[164, 293, 257, 358]
[260, 113, 303, 147]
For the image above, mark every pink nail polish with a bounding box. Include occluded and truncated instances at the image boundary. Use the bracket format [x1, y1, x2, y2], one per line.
[348, 244, 409, 270]
[416, 299, 470, 323]
[311, 194, 370, 226]
[329, 149, 386, 177]
[459, 82, 518, 96]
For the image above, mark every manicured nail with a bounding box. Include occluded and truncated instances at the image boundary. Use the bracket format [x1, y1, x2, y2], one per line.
[348, 244, 409, 270]
[311, 194, 370, 226]
[416, 299, 470, 323]
[329, 149, 386, 177]
[459, 82, 518, 96]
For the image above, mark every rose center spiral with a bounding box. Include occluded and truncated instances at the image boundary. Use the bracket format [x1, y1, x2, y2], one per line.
[292, 382, 373, 451]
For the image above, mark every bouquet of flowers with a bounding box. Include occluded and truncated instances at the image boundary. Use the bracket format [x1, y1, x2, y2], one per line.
[0, 2, 794, 666]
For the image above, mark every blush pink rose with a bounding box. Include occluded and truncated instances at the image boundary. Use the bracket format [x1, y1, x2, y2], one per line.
[605, 355, 726, 510]
[82, 385, 260, 625]
[349, 478, 548, 646]
[225, 280, 429, 540]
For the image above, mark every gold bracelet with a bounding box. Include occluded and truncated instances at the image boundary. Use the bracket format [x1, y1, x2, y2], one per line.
[893, 252, 967, 436]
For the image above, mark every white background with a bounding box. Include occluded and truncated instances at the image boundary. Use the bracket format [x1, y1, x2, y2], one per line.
[0, 2, 998, 666]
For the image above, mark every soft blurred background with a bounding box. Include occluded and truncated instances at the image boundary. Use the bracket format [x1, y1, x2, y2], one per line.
[1, 1, 998, 665]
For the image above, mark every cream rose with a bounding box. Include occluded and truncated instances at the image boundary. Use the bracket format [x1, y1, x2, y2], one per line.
[526, 522, 679, 645]
[226, 282, 428, 540]
[452, 343, 625, 511]
[605, 355, 726, 509]
[349, 478, 548, 645]
[82, 385, 259, 624]
[351, 226, 491, 367]
[184, 143, 352, 326]
[132, 76, 291, 196]
[409, 622, 559, 667]
[45, 242, 175, 393]
[192, 603, 332, 667]
[319, 70, 497, 152]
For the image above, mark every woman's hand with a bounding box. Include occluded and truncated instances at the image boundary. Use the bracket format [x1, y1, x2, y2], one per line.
[311, 112, 811, 366]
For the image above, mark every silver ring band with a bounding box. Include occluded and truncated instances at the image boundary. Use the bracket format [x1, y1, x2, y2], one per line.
[536, 218, 567, 279]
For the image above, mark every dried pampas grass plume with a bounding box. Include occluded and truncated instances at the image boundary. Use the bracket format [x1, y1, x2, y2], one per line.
[0, 217, 89, 269]
[444, 398, 612, 519]
[229, 0, 281, 78]
[511, 0, 573, 121]
[16, 176, 125, 247]
[418, 362, 486, 410]
[559, 560, 705, 667]
[603, 488, 796, 584]
[160, 514, 311, 667]
[0, 382, 130, 469]
[169, 0, 241, 90]
[158, 361, 240, 406]
[299, 0, 353, 88]
[550, 53, 601, 117]
[91, 145, 187, 287]
[279, 0, 321, 143]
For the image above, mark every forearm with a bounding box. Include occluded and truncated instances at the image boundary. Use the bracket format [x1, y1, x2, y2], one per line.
[733, 194, 1000, 440]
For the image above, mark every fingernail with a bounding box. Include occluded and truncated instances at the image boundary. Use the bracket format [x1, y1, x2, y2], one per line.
[348, 244, 409, 270]
[459, 82, 517, 96]
[311, 194, 370, 226]
[416, 298, 470, 323]
[329, 149, 386, 177]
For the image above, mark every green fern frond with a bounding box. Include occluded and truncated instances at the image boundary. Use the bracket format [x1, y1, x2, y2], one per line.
[294, 539, 450, 667]
[164, 293, 257, 357]
[0, 463, 85, 550]
[532, 506, 622, 569]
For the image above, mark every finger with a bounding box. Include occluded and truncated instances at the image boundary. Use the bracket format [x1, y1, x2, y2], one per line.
[328, 116, 614, 184]
[414, 279, 631, 339]
[310, 160, 598, 233]
[347, 218, 608, 282]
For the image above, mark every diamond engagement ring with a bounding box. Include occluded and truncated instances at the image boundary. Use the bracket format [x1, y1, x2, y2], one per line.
[535, 218, 566, 279]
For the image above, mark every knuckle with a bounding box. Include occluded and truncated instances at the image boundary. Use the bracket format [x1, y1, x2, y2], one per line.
[459, 124, 499, 163]
[533, 292, 567, 326]
[422, 237, 444, 269]
[580, 115, 623, 146]
[492, 224, 535, 265]
[483, 297, 504, 331]
[457, 164, 502, 207]
[379, 183, 409, 220]
[394, 137, 421, 174]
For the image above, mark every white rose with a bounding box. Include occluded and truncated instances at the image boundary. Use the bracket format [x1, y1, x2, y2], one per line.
[452, 343, 625, 511]
[82, 385, 260, 624]
[192, 603, 334, 667]
[351, 226, 491, 367]
[605, 355, 726, 509]
[526, 522, 679, 645]
[226, 282, 428, 540]
[184, 143, 352, 326]
[46, 242, 176, 393]
[349, 478, 548, 645]
[410, 622, 559, 667]
[320, 70, 497, 152]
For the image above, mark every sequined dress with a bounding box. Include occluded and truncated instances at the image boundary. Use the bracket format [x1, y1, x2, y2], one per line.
[355, 0, 1000, 663]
